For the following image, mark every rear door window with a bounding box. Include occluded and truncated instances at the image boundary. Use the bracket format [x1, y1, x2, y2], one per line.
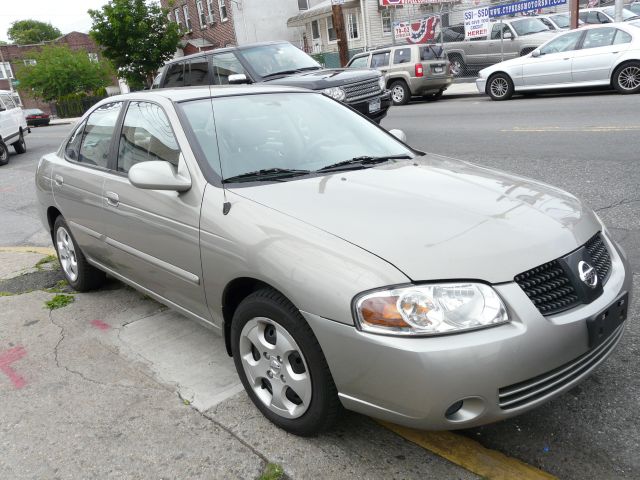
[164, 61, 186, 88]
[211, 53, 246, 85]
[393, 48, 412, 64]
[78, 102, 122, 168]
[581, 27, 616, 49]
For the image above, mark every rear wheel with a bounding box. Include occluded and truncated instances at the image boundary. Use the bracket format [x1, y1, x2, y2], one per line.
[613, 62, 640, 94]
[231, 288, 339, 436]
[0, 141, 9, 166]
[448, 55, 466, 77]
[389, 80, 410, 105]
[487, 73, 514, 101]
[12, 131, 26, 154]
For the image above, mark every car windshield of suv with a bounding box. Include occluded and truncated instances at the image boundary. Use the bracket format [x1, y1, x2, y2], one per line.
[510, 18, 550, 35]
[602, 7, 639, 20]
[550, 14, 570, 28]
[239, 43, 322, 78]
[179, 93, 413, 181]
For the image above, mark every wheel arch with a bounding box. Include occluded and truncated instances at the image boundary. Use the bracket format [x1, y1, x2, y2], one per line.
[47, 206, 62, 239]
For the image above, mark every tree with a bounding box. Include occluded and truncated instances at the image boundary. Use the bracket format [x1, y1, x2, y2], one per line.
[7, 20, 61, 45]
[15, 45, 113, 102]
[89, 0, 180, 88]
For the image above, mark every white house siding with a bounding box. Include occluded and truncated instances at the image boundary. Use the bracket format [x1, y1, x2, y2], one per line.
[232, 0, 307, 46]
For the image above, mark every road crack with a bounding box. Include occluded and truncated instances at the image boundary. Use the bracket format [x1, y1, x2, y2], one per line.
[595, 197, 640, 213]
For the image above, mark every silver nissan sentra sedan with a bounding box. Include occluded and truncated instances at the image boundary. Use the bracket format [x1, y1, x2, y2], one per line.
[35, 86, 632, 436]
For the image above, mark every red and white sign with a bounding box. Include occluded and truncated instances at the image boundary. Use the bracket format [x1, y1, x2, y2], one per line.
[381, 0, 449, 5]
[394, 17, 440, 44]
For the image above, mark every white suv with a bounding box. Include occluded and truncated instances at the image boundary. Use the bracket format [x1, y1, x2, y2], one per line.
[0, 90, 29, 166]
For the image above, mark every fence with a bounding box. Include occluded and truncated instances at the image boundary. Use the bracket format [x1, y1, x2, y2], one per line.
[54, 95, 107, 118]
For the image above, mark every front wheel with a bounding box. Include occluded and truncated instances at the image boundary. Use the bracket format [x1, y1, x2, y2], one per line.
[389, 80, 410, 106]
[231, 289, 339, 436]
[12, 131, 26, 154]
[487, 73, 514, 101]
[613, 62, 640, 94]
[0, 141, 9, 166]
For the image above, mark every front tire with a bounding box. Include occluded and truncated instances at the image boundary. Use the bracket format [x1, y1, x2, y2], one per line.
[53, 216, 105, 291]
[231, 288, 339, 436]
[0, 141, 8, 166]
[613, 62, 640, 94]
[389, 80, 410, 106]
[487, 73, 514, 101]
[12, 131, 26, 154]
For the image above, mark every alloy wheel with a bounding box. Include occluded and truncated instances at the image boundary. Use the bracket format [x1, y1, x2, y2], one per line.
[391, 85, 405, 104]
[450, 60, 463, 76]
[490, 77, 509, 98]
[56, 226, 78, 282]
[618, 66, 640, 91]
[239, 317, 312, 419]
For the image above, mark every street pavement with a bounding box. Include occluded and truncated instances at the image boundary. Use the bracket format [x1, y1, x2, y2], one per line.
[1, 90, 639, 479]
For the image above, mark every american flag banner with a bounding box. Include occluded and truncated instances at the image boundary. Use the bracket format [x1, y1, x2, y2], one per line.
[404, 16, 440, 44]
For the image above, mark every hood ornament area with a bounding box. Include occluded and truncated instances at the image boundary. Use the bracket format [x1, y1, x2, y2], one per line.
[578, 261, 598, 289]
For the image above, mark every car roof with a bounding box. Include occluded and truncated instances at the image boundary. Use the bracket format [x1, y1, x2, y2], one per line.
[163, 41, 293, 65]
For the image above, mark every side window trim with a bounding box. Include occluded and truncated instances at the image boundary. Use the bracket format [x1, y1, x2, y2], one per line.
[63, 120, 88, 162]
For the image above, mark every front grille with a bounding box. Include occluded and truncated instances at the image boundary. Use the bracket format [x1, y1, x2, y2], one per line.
[343, 79, 381, 102]
[515, 233, 612, 316]
[498, 324, 624, 410]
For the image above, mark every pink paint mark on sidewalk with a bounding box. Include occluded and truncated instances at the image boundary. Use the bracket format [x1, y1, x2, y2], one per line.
[90, 319, 111, 331]
[0, 346, 27, 389]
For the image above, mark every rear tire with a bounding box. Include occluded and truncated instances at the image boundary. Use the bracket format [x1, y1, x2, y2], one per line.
[0, 141, 9, 166]
[448, 55, 466, 77]
[389, 80, 410, 106]
[612, 61, 640, 94]
[53, 216, 105, 291]
[487, 73, 514, 101]
[231, 288, 340, 436]
[12, 131, 26, 154]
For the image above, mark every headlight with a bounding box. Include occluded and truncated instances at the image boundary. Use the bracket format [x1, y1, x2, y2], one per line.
[378, 74, 386, 91]
[322, 86, 346, 102]
[354, 283, 509, 336]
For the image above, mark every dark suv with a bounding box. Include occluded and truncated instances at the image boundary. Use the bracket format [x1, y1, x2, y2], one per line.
[156, 41, 392, 123]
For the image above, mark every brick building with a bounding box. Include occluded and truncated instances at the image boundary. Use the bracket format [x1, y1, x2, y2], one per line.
[161, 0, 237, 55]
[0, 32, 108, 115]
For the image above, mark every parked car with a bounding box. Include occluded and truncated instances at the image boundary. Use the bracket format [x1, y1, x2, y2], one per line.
[24, 108, 50, 127]
[347, 44, 452, 105]
[35, 85, 631, 436]
[537, 12, 584, 30]
[579, 6, 640, 24]
[157, 41, 391, 123]
[477, 22, 640, 100]
[0, 90, 28, 166]
[441, 18, 558, 76]
[630, 2, 640, 16]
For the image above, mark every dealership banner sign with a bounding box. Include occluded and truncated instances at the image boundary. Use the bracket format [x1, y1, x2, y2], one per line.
[394, 17, 440, 43]
[464, 7, 490, 39]
[380, 0, 452, 5]
[488, 0, 566, 18]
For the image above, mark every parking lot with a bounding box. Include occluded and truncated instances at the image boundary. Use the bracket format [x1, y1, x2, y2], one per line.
[1, 90, 638, 479]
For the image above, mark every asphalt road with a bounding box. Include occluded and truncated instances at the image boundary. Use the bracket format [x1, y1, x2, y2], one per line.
[1, 93, 638, 479]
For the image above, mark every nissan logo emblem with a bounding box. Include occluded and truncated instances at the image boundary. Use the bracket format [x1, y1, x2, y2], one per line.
[578, 261, 598, 288]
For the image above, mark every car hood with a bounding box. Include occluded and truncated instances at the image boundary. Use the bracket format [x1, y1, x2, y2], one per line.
[228, 154, 600, 284]
[264, 68, 380, 89]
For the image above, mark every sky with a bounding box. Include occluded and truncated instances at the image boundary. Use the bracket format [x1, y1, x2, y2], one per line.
[0, 0, 111, 42]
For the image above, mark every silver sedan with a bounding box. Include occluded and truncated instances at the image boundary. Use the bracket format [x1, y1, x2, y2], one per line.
[477, 22, 640, 100]
[35, 86, 632, 436]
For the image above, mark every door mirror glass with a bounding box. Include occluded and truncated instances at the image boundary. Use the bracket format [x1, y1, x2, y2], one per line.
[228, 73, 249, 84]
[503, 31, 513, 40]
[128, 159, 192, 192]
[532, 49, 541, 58]
[389, 129, 407, 143]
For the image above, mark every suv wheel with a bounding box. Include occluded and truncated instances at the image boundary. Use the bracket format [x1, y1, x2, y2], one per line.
[487, 73, 514, 101]
[449, 56, 466, 77]
[12, 131, 26, 154]
[231, 288, 339, 436]
[613, 62, 640, 94]
[0, 141, 9, 166]
[389, 80, 410, 106]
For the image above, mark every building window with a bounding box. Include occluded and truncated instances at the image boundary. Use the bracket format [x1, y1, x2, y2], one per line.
[174, 8, 181, 27]
[88, 53, 99, 63]
[206, 0, 215, 23]
[183, 4, 192, 31]
[298, 0, 309, 10]
[327, 16, 336, 42]
[219, 0, 228, 21]
[0, 62, 13, 79]
[196, 0, 206, 27]
[381, 9, 391, 36]
[23, 59, 37, 66]
[346, 11, 359, 40]
[311, 20, 320, 39]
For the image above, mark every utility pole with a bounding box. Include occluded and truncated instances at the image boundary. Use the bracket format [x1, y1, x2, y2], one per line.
[569, 0, 579, 29]
[331, 2, 349, 67]
[614, 0, 624, 22]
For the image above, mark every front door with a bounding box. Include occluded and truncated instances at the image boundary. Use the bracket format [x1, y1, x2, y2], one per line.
[487, 24, 519, 64]
[101, 100, 209, 321]
[523, 30, 584, 86]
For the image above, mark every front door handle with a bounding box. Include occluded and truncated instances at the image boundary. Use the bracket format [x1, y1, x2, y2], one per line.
[54, 174, 63, 186]
[105, 191, 119, 207]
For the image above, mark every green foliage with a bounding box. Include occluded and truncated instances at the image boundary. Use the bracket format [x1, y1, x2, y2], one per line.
[45, 280, 69, 294]
[35, 254, 58, 270]
[45, 294, 75, 310]
[259, 463, 284, 480]
[0, 291, 14, 297]
[7, 19, 62, 45]
[89, 0, 180, 88]
[15, 45, 113, 102]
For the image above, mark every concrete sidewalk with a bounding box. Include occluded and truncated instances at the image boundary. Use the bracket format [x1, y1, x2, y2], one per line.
[443, 81, 481, 98]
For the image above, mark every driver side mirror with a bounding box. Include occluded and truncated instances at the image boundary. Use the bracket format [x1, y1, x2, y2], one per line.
[389, 129, 407, 143]
[229, 73, 250, 85]
[128, 158, 192, 192]
[503, 31, 513, 40]
[532, 49, 541, 58]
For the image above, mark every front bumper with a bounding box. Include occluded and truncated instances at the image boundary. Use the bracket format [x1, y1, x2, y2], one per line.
[304, 234, 632, 430]
[347, 91, 392, 123]
[476, 77, 487, 94]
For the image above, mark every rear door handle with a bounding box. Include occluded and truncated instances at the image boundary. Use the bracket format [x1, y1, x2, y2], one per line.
[105, 191, 119, 207]
[54, 174, 63, 186]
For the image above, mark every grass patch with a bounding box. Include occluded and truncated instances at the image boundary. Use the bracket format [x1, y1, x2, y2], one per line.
[35, 254, 59, 271]
[45, 279, 69, 294]
[45, 294, 74, 310]
[0, 291, 14, 297]
[259, 463, 284, 480]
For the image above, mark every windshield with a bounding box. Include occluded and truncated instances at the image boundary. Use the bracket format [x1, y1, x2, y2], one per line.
[238, 43, 321, 78]
[178, 93, 412, 181]
[550, 14, 570, 29]
[602, 7, 638, 20]
[510, 18, 550, 36]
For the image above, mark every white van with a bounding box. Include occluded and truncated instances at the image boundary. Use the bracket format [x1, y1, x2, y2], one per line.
[0, 90, 29, 166]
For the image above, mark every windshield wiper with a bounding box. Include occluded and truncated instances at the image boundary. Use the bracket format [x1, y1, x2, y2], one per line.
[222, 168, 310, 183]
[261, 67, 320, 79]
[315, 154, 413, 173]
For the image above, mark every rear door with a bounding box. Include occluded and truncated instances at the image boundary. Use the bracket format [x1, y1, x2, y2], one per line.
[522, 30, 584, 86]
[101, 99, 209, 320]
[572, 27, 629, 83]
